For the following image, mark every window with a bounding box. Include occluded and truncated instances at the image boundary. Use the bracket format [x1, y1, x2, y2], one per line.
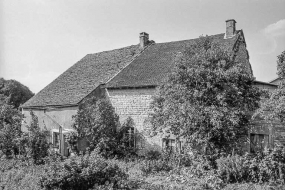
[250, 134, 269, 153]
[162, 138, 175, 152]
[162, 138, 184, 153]
[124, 127, 136, 148]
[53, 132, 60, 148]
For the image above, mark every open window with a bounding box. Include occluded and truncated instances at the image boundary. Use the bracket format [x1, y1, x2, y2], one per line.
[250, 133, 269, 153]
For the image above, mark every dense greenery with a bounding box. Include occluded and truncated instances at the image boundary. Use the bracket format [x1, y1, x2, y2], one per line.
[69, 96, 137, 158]
[254, 50, 285, 123]
[217, 147, 285, 184]
[39, 149, 129, 190]
[0, 78, 34, 157]
[1, 49, 285, 189]
[150, 36, 261, 155]
[0, 78, 34, 108]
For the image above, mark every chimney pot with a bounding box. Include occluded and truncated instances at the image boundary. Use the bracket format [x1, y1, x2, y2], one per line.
[225, 19, 236, 38]
[140, 32, 149, 49]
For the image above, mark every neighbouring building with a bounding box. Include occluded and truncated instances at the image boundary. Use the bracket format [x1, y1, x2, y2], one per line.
[21, 19, 282, 156]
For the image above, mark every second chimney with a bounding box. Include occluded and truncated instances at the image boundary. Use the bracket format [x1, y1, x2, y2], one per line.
[140, 32, 149, 49]
[225, 19, 236, 38]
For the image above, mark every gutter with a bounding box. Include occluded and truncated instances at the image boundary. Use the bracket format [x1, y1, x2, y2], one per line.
[253, 80, 278, 87]
[21, 103, 78, 110]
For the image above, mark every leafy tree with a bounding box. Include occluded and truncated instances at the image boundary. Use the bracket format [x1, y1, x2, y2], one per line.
[0, 96, 22, 129]
[0, 96, 23, 157]
[0, 78, 34, 108]
[254, 50, 285, 123]
[150, 36, 261, 155]
[70, 97, 138, 158]
[72, 97, 119, 151]
[24, 111, 50, 164]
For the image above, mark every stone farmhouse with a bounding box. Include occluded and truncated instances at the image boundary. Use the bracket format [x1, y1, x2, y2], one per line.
[21, 19, 281, 156]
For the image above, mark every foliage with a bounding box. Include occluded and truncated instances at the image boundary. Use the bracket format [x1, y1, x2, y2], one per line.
[216, 147, 285, 184]
[70, 97, 138, 158]
[143, 149, 162, 160]
[0, 97, 23, 157]
[277, 51, 285, 79]
[254, 50, 285, 123]
[114, 117, 138, 158]
[0, 157, 44, 190]
[140, 159, 173, 175]
[72, 97, 119, 151]
[0, 78, 34, 108]
[39, 149, 129, 190]
[24, 111, 50, 164]
[150, 36, 261, 155]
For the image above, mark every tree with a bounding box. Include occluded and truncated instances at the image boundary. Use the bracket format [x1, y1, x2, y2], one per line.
[0, 95, 22, 129]
[0, 78, 34, 108]
[24, 111, 50, 164]
[150, 36, 261, 155]
[254, 51, 285, 123]
[72, 97, 119, 151]
[0, 96, 23, 157]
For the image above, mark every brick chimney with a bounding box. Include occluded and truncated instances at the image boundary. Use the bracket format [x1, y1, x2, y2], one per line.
[225, 19, 236, 38]
[140, 32, 149, 49]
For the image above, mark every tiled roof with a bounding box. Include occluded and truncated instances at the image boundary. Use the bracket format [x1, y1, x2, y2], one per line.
[106, 33, 239, 88]
[22, 45, 141, 108]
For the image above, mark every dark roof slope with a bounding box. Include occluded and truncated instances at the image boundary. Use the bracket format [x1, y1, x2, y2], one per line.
[22, 45, 141, 108]
[106, 33, 238, 88]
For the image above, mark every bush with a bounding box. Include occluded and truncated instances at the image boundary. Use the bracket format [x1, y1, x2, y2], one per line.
[24, 111, 50, 164]
[216, 147, 285, 184]
[39, 149, 128, 190]
[0, 157, 44, 190]
[140, 159, 173, 175]
[216, 154, 249, 183]
[144, 150, 161, 160]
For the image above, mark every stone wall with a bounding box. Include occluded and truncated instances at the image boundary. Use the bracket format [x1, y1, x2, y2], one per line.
[106, 87, 162, 153]
[22, 106, 78, 132]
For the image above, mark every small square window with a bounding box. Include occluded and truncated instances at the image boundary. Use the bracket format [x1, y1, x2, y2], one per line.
[250, 133, 269, 153]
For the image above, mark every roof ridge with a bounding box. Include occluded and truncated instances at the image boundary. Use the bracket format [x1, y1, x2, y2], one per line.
[104, 42, 155, 85]
[155, 33, 225, 45]
[87, 44, 138, 56]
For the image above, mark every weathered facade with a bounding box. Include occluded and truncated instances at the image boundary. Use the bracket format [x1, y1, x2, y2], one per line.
[21, 19, 281, 156]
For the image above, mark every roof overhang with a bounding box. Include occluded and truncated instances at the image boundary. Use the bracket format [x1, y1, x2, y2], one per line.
[253, 80, 278, 87]
[21, 103, 79, 110]
[103, 84, 157, 90]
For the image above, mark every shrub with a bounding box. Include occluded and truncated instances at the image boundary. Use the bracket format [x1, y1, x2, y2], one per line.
[140, 159, 173, 175]
[0, 158, 44, 190]
[24, 111, 50, 164]
[39, 149, 128, 190]
[144, 150, 161, 160]
[216, 154, 249, 183]
[216, 147, 285, 184]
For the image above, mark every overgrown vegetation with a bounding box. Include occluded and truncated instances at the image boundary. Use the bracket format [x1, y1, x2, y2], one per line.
[150, 36, 261, 155]
[1, 47, 285, 189]
[0, 78, 34, 109]
[68, 96, 138, 158]
[254, 50, 285, 124]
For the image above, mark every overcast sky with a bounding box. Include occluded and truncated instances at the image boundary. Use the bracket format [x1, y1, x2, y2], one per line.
[1, 0, 285, 93]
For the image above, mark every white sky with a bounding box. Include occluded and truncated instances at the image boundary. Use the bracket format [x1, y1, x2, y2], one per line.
[1, 0, 285, 93]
